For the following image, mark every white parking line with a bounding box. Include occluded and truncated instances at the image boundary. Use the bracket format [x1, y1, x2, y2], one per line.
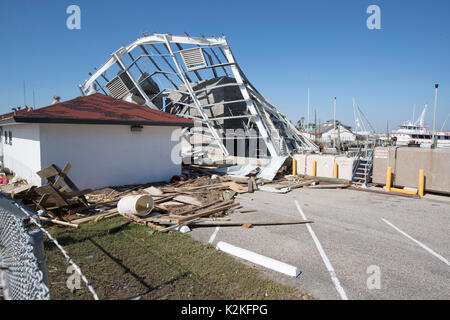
[294, 200, 349, 300]
[382, 218, 449, 266]
[208, 227, 220, 244]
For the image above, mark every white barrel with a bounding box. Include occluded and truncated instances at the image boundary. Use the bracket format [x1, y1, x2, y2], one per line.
[117, 195, 154, 217]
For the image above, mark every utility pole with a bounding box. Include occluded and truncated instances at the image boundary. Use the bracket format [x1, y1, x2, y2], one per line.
[333, 97, 337, 147]
[307, 70, 310, 130]
[432, 84, 439, 148]
[387, 120, 390, 146]
[314, 109, 317, 144]
[307, 87, 310, 130]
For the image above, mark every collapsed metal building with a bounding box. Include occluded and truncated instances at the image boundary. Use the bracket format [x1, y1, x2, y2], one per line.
[79, 33, 318, 161]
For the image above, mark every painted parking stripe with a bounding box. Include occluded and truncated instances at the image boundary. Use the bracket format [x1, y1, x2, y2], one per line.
[382, 218, 449, 266]
[208, 227, 220, 244]
[294, 200, 349, 300]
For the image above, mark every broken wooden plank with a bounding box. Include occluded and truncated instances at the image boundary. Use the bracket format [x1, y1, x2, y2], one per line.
[154, 195, 176, 204]
[53, 162, 72, 189]
[159, 202, 239, 232]
[175, 202, 239, 223]
[237, 209, 257, 213]
[39, 216, 78, 228]
[191, 220, 314, 227]
[306, 184, 349, 189]
[172, 199, 223, 216]
[224, 181, 248, 193]
[34, 184, 69, 208]
[52, 164, 80, 192]
[143, 186, 164, 196]
[71, 208, 118, 225]
[251, 176, 258, 191]
[3, 184, 34, 196]
[36, 165, 60, 179]
[187, 165, 214, 176]
[235, 195, 253, 201]
[59, 185, 70, 192]
[173, 195, 202, 206]
[288, 180, 316, 189]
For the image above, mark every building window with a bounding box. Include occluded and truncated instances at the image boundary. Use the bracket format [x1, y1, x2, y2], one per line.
[8, 131, 12, 145]
[4, 131, 7, 144]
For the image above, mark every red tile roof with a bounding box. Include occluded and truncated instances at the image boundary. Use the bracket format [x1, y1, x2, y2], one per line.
[0, 93, 194, 127]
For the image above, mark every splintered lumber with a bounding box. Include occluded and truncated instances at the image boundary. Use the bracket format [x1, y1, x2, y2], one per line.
[150, 217, 231, 225]
[187, 165, 214, 176]
[237, 209, 257, 213]
[143, 186, 164, 196]
[299, 175, 349, 185]
[306, 184, 349, 189]
[235, 195, 253, 201]
[154, 205, 170, 214]
[39, 216, 78, 228]
[145, 220, 165, 231]
[53, 163, 80, 192]
[35, 184, 69, 208]
[94, 211, 119, 223]
[84, 199, 119, 208]
[154, 195, 176, 204]
[71, 208, 118, 225]
[4, 184, 34, 196]
[175, 201, 239, 223]
[159, 202, 239, 232]
[191, 220, 314, 227]
[173, 195, 202, 206]
[53, 162, 72, 188]
[180, 183, 226, 191]
[36, 165, 60, 179]
[224, 181, 248, 193]
[288, 180, 316, 189]
[173, 199, 223, 216]
[251, 176, 258, 191]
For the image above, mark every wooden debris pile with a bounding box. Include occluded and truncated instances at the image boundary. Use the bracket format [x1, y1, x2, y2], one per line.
[2, 162, 91, 217]
[1, 162, 329, 231]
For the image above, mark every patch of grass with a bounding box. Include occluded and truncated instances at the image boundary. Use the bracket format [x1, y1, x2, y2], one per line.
[44, 216, 314, 300]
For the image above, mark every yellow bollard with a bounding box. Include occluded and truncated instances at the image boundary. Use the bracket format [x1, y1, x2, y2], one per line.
[333, 162, 338, 179]
[292, 158, 297, 176]
[385, 166, 392, 191]
[418, 169, 425, 197]
[312, 160, 317, 177]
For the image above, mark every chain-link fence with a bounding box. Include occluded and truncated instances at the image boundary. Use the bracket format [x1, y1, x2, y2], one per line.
[0, 193, 50, 300]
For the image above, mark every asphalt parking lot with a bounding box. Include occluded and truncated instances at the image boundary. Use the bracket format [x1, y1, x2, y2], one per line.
[189, 187, 450, 300]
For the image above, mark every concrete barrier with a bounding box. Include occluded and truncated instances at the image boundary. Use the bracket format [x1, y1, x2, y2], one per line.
[293, 154, 355, 181]
[372, 147, 450, 194]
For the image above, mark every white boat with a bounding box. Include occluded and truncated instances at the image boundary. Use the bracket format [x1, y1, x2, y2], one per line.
[392, 104, 450, 148]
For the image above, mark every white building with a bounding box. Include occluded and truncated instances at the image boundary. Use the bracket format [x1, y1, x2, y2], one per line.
[305, 120, 356, 144]
[0, 94, 193, 189]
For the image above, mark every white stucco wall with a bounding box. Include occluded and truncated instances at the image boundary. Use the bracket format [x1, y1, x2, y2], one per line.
[1, 123, 43, 185]
[39, 123, 182, 190]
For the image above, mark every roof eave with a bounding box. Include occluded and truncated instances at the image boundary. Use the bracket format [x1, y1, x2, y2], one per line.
[4, 116, 194, 128]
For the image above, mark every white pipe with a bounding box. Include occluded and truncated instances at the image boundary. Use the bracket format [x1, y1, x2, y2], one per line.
[216, 241, 301, 277]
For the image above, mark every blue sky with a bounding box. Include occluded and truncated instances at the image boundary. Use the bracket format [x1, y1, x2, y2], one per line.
[0, 0, 449, 131]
